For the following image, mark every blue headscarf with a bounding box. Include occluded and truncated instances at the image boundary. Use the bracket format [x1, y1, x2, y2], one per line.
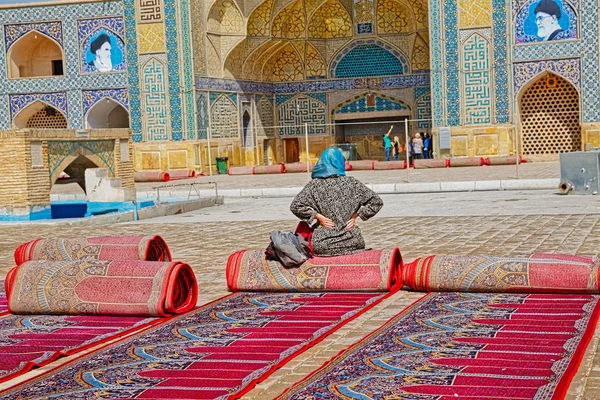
[311, 148, 346, 179]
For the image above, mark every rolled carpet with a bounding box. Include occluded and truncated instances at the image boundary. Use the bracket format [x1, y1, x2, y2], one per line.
[134, 171, 170, 182]
[14, 235, 172, 264]
[284, 162, 315, 173]
[255, 164, 286, 174]
[449, 157, 486, 167]
[374, 160, 407, 170]
[487, 155, 527, 165]
[413, 158, 449, 169]
[403, 253, 599, 293]
[347, 160, 377, 170]
[228, 165, 256, 175]
[5, 259, 197, 316]
[167, 169, 196, 179]
[227, 248, 403, 292]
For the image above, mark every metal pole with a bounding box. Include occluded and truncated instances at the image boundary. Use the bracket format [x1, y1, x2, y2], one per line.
[207, 127, 213, 176]
[515, 126, 520, 179]
[304, 123, 310, 179]
[404, 118, 410, 183]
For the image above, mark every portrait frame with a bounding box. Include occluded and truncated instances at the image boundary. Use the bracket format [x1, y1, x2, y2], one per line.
[514, 0, 578, 44]
[77, 17, 127, 75]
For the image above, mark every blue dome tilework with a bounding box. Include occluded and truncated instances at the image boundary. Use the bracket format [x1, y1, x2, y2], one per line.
[334, 44, 405, 78]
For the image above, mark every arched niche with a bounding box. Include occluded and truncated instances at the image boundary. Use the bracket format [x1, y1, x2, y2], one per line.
[86, 98, 130, 129]
[13, 100, 68, 129]
[51, 148, 109, 192]
[7, 31, 65, 79]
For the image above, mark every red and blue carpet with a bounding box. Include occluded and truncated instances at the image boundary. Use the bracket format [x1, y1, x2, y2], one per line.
[227, 248, 402, 292]
[0, 313, 159, 383]
[6, 259, 197, 317]
[278, 292, 600, 399]
[14, 235, 172, 264]
[0, 292, 388, 399]
[403, 253, 599, 293]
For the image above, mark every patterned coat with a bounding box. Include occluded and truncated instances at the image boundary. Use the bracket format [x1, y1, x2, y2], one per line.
[290, 175, 383, 256]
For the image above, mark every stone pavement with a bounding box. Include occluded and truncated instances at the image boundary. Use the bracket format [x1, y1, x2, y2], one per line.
[50, 161, 560, 198]
[2, 206, 600, 397]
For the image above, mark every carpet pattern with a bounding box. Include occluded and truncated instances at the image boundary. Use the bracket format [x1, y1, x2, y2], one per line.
[279, 292, 600, 400]
[227, 248, 402, 292]
[0, 313, 157, 383]
[0, 282, 6, 314]
[403, 253, 600, 293]
[6, 260, 197, 317]
[14, 235, 172, 264]
[0, 292, 387, 399]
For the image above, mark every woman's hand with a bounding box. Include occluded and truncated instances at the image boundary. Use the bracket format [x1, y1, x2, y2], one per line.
[346, 213, 359, 230]
[316, 213, 335, 228]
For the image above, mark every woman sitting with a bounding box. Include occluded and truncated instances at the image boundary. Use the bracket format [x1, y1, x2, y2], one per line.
[290, 148, 384, 257]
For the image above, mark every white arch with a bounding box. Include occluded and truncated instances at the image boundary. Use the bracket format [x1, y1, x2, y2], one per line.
[85, 98, 130, 129]
[7, 30, 65, 78]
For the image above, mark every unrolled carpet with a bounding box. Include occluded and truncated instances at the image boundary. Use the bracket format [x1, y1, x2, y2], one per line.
[0, 282, 6, 314]
[278, 292, 600, 400]
[403, 253, 600, 293]
[6, 259, 197, 317]
[0, 313, 159, 383]
[227, 248, 402, 292]
[14, 235, 172, 264]
[0, 292, 388, 399]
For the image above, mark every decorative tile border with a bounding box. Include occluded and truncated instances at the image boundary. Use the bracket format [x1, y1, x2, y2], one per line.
[513, 58, 581, 95]
[81, 88, 129, 118]
[195, 74, 431, 94]
[4, 21, 63, 50]
[164, 0, 183, 140]
[0, 1, 127, 130]
[9, 92, 68, 120]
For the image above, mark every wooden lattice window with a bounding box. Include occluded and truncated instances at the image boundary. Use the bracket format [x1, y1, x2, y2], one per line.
[520, 73, 580, 155]
[26, 108, 67, 129]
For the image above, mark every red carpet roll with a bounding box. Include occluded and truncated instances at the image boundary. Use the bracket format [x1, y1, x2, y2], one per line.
[487, 155, 527, 165]
[348, 160, 377, 170]
[344, 161, 353, 171]
[413, 158, 449, 169]
[14, 235, 172, 264]
[5, 260, 197, 316]
[374, 161, 407, 170]
[403, 253, 599, 293]
[449, 157, 486, 167]
[134, 171, 170, 182]
[167, 170, 196, 179]
[227, 248, 403, 292]
[284, 162, 315, 173]
[255, 164, 286, 174]
[228, 166, 255, 175]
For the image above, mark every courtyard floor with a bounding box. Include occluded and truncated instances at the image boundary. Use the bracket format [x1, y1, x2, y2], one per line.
[2, 161, 600, 398]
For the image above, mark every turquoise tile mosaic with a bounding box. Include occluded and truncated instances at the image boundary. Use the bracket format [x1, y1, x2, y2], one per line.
[180, 0, 197, 140]
[331, 40, 408, 78]
[0, 1, 129, 130]
[164, 0, 183, 140]
[123, 0, 142, 142]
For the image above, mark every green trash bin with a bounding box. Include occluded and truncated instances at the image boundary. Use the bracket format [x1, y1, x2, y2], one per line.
[333, 144, 358, 161]
[216, 157, 229, 174]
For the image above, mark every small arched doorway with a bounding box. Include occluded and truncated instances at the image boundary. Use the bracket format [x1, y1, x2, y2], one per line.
[519, 72, 580, 157]
[242, 111, 252, 147]
[86, 98, 130, 129]
[7, 31, 65, 78]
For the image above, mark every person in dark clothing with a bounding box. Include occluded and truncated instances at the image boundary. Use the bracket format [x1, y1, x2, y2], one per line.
[290, 148, 383, 256]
